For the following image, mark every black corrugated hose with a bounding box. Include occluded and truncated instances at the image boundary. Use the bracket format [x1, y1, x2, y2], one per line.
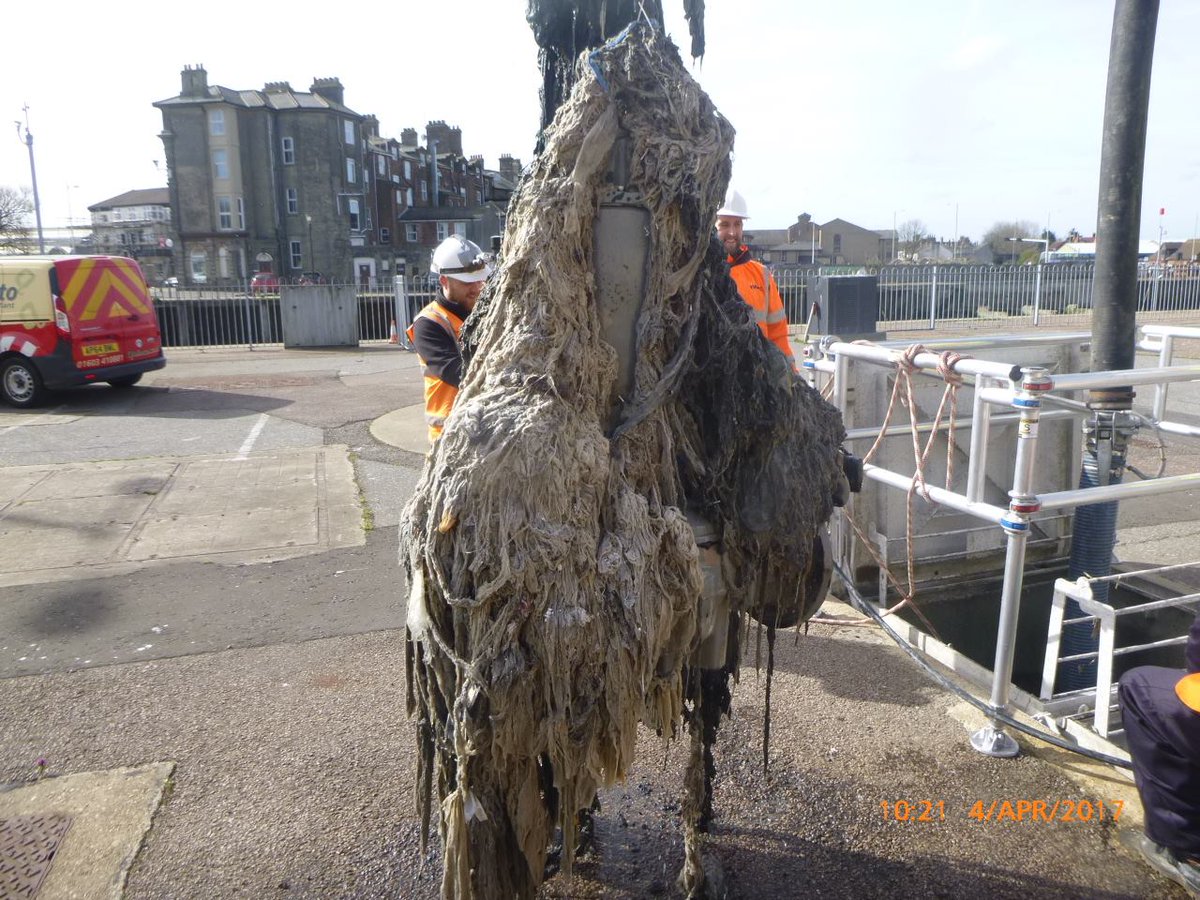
[833, 562, 1134, 770]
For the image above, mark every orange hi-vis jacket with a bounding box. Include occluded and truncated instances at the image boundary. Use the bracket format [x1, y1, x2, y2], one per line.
[727, 246, 796, 367]
[406, 301, 466, 441]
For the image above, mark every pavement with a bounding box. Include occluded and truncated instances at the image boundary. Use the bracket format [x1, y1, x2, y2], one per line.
[0, 338, 1196, 899]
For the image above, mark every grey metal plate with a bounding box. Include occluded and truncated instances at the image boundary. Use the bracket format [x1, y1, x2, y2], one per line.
[0, 813, 73, 899]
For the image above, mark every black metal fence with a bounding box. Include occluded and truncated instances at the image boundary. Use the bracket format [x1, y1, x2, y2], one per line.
[774, 262, 1200, 333]
[151, 278, 440, 349]
[152, 266, 1200, 349]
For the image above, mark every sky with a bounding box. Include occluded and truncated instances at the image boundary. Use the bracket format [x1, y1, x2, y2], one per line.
[4, 1, 1199, 245]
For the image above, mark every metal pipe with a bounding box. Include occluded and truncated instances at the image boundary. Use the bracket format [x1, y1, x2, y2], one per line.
[1142, 324, 1200, 340]
[862, 464, 1008, 524]
[1039, 471, 1200, 511]
[842, 407, 1077, 443]
[1091, 0, 1159, 381]
[825, 341, 1021, 382]
[966, 375, 993, 503]
[1050, 365, 1200, 392]
[971, 367, 1050, 758]
[1154, 420, 1200, 438]
[879, 332, 1092, 355]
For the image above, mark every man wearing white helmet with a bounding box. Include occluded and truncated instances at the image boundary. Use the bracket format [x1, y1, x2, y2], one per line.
[715, 187, 796, 367]
[406, 235, 492, 441]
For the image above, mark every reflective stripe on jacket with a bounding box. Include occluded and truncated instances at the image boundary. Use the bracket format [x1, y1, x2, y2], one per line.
[727, 247, 796, 367]
[406, 301, 466, 441]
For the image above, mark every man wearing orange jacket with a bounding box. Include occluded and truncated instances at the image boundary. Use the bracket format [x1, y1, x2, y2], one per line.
[715, 187, 796, 368]
[407, 235, 492, 442]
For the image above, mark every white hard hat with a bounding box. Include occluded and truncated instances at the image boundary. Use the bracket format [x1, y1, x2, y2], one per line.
[716, 187, 749, 219]
[431, 235, 492, 283]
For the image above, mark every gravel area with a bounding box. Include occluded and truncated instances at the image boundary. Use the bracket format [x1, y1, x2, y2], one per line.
[0, 618, 1184, 898]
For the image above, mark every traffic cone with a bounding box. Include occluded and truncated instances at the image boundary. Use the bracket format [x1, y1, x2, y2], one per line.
[388, 319, 398, 344]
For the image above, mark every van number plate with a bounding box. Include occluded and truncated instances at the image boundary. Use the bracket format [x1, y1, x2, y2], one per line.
[82, 342, 119, 357]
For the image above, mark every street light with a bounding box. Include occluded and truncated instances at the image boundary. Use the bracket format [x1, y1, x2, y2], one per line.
[65, 183, 80, 250]
[305, 214, 314, 271]
[14, 104, 45, 253]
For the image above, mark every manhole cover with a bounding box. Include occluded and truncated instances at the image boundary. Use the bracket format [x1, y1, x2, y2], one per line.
[0, 814, 73, 898]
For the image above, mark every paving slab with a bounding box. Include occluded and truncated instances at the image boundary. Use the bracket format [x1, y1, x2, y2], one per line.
[0, 447, 364, 588]
[0, 762, 174, 900]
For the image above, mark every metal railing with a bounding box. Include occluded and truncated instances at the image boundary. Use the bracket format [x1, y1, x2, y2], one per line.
[775, 262, 1200, 334]
[150, 277, 440, 349]
[805, 323, 1200, 757]
[1041, 572, 1199, 737]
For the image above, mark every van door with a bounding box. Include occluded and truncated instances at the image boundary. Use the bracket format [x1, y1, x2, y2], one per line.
[53, 257, 163, 367]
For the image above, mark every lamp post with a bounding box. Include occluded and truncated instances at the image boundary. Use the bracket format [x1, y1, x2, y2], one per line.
[65, 183, 80, 251]
[305, 214, 314, 273]
[14, 105, 45, 253]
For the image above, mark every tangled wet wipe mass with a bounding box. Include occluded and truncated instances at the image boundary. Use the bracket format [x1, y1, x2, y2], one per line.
[400, 18, 847, 900]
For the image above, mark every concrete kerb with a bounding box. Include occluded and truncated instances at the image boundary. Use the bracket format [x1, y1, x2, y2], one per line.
[369, 404, 430, 456]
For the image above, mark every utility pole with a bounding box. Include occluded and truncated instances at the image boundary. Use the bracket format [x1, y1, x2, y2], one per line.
[15, 104, 45, 253]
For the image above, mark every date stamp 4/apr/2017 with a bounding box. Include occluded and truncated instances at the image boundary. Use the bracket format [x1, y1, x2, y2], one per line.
[879, 799, 1125, 824]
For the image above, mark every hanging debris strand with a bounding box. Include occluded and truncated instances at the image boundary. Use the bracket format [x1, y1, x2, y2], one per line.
[402, 23, 844, 900]
[527, 0, 704, 149]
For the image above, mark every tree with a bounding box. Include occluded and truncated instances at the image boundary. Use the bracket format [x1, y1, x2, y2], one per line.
[0, 186, 32, 252]
[897, 218, 928, 260]
[981, 220, 1039, 264]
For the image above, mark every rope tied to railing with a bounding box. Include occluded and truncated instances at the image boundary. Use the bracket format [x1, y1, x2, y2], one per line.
[855, 343, 972, 628]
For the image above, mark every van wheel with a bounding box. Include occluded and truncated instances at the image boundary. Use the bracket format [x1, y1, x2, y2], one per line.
[107, 374, 143, 388]
[1, 357, 48, 408]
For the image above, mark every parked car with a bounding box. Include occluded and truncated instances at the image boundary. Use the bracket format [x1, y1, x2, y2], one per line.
[250, 272, 281, 293]
[0, 255, 166, 407]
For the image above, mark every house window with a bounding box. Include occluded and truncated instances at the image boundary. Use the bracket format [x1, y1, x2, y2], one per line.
[209, 108, 225, 136]
[833, 234, 842, 255]
[290, 240, 302, 269]
[286, 188, 298, 214]
[236, 197, 245, 230]
[454, 222, 466, 237]
[217, 196, 232, 230]
[377, 155, 386, 176]
[348, 199, 360, 231]
[406, 224, 418, 242]
[436, 222, 448, 241]
[212, 149, 229, 180]
[404, 161, 412, 180]
[282, 137, 295, 165]
[406, 188, 413, 206]
[344, 119, 355, 145]
[346, 158, 356, 184]
[190, 251, 206, 281]
[380, 227, 391, 244]
[420, 181, 428, 201]
[218, 247, 231, 278]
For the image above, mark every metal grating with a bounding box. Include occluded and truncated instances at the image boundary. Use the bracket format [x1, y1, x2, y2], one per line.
[0, 814, 73, 899]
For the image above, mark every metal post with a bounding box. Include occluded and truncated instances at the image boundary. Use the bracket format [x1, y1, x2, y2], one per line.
[928, 265, 938, 329]
[394, 274, 412, 350]
[1152, 330, 1173, 420]
[966, 375, 994, 503]
[971, 366, 1052, 758]
[1033, 263, 1043, 326]
[16, 106, 45, 253]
